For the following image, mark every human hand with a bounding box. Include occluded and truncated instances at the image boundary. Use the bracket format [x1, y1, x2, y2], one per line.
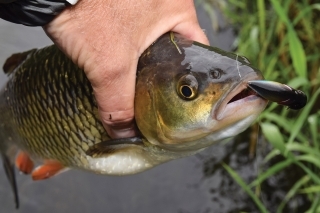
[43, 0, 209, 139]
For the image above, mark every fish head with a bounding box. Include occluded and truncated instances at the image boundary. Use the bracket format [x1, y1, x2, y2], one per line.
[135, 33, 268, 152]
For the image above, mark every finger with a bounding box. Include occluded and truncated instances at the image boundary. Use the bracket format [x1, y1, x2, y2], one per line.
[173, 21, 210, 46]
[90, 55, 138, 139]
[173, 23, 210, 45]
[169, 0, 210, 46]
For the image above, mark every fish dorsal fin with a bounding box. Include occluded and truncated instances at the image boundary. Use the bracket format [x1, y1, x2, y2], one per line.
[3, 49, 36, 74]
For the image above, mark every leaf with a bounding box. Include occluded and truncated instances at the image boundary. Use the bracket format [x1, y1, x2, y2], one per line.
[287, 77, 309, 89]
[261, 123, 286, 154]
[270, 0, 307, 77]
[222, 163, 269, 213]
[299, 185, 320, 194]
[288, 31, 307, 78]
[296, 155, 320, 169]
[306, 194, 320, 213]
[313, 3, 320, 10]
[293, 161, 320, 185]
[308, 114, 319, 150]
[249, 159, 293, 187]
[277, 176, 310, 213]
[264, 149, 281, 163]
[286, 143, 320, 158]
[257, 0, 266, 43]
[293, 4, 320, 25]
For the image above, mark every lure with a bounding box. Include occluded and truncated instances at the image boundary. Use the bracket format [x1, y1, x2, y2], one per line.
[247, 80, 307, 110]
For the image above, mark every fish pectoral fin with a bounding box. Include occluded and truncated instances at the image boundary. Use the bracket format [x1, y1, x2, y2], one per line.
[86, 137, 144, 158]
[1, 154, 19, 209]
[31, 160, 65, 181]
[15, 151, 34, 174]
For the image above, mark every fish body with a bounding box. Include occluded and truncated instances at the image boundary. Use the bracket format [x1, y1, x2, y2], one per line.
[0, 33, 268, 177]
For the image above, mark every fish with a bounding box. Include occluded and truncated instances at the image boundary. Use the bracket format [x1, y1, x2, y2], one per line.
[0, 33, 268, 207]
[247, 80, 307, 110]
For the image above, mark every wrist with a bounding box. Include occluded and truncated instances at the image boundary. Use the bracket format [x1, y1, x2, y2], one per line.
[0, 0, 77, 26]
[66, 0, 79, 5]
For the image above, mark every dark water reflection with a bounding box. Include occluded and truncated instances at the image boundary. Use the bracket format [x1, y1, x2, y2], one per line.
[0, 6, 309, 213]
[199, 128, 310, 213]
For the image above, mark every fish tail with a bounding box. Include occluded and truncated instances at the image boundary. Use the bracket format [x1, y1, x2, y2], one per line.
[1, 153, 19, 208]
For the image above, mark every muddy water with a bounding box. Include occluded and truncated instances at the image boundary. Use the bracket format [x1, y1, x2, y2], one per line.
[0, 6, 309, 213]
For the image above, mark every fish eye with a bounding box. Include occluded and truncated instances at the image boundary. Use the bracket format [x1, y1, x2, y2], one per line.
[177, 74, 198, 100]
[209, 69, 221, 79]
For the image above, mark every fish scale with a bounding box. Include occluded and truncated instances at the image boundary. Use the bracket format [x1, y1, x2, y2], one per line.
[2, 45, 109, 168]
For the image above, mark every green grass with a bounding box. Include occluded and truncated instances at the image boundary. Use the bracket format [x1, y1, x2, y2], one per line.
[200, 0, 320, 212]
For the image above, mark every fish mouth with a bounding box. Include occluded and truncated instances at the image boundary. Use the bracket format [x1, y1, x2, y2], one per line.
[216, 76, 267, 120]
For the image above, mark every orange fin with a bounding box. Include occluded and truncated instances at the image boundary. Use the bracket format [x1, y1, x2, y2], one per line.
[15, 151, 34, 174]
[32, 161, 64, 181]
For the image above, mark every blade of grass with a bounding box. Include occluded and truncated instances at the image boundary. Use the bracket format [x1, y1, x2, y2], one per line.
[262, 113, 292, 129]
[286, 143, 320, 158]
[308, 114, 319, 150]
[262, 113, 308, 142]
[260, 102, 278, 115]
[263, 54, 278, 79]
[293, 4, 320, 25]
[293, 161, 320, 185]
[306, 194, 320, 213]
[299, 186, 320, 194]
[277, 175, 310, 213]
[270, 0, 307, 77]
[227, 0, 246, 8]
[263, 149, 281, 163]
[222, 163, 269, 213]
[260, 122, 286, 154]
[249, 158, 293, 188]
[296, 155, 320, 169]
[259, 11, 277, 69]
[257, 0, 266, 44]
[203, 3, 219, 31]
[261, 123, 320, 185]
[288, 32, 307, 78]
[287, 77, 309, 89]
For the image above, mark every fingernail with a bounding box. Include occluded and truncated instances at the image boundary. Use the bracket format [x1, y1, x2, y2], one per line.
[107, 125, 138, 139]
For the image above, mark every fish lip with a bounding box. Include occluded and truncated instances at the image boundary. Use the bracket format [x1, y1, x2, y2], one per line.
[215, 74, 265, 120]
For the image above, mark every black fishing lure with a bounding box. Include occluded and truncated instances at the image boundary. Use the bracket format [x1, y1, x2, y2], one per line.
[247, 80, 307, 110]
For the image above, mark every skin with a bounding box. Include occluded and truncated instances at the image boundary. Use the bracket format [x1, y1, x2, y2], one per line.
[43, 0, 209, 139]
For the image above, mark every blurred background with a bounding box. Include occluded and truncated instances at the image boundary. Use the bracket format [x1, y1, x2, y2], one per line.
[0, 0, 319, 212]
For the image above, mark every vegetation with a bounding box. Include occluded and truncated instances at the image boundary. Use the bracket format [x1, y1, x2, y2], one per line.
[200, 0, 320, 212]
